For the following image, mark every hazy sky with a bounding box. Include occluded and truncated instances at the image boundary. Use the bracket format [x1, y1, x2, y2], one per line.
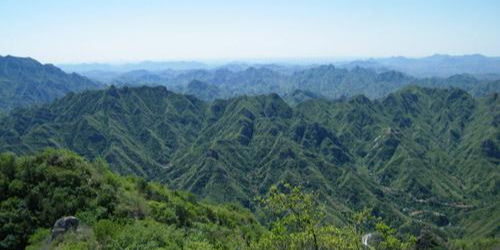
[1, 0, 499, 63]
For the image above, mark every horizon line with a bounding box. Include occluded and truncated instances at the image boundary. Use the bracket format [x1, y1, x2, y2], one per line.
[3, 53, 500, 66]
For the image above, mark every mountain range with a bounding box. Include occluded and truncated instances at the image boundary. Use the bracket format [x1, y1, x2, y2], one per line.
[86, 64, 499, 102]
[59, 54, 500, 79]
[344, 54, 500, 78]
[0, 56, 102, 111]
[1, 56, 499, 112]
[1, 84, 498, 239]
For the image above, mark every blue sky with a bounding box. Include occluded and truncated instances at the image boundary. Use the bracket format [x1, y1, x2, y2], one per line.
[0, 0, 499, 63]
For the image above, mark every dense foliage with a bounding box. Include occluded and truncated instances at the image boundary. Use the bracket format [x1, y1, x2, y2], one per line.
[0, 149, 262, 250]
[1, 150, 498, 250]
[255, 183, 416, 250]
[0, 85, 498, 241]
[0, 55, 102, 111]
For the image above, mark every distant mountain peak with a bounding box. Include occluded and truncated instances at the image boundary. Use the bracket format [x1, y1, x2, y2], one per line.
[0, 55, 102, 111]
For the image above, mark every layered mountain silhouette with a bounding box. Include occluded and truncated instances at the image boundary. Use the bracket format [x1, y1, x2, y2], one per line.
[62, 54, 500, 78]
[0, 85, 498, 237]
[92, 64, 499, 101]
[2, 56, 498, 112]
[344, 54, 500, 78]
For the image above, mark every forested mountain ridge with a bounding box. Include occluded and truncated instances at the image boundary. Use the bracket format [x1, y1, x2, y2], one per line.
[0, 85, 498, 239]
[1, 55, 498, 112]
[0, 55, 102, 111]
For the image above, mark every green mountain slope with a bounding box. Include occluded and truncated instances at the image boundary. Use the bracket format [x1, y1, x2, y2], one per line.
[0, 85, 498, 238]
[2, 149, 442, 250]
[0, 149, 262, 250]
[0, 55, 102, 111]
[0, 85, 207, 178]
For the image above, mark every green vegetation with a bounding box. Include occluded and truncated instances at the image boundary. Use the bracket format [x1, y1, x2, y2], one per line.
[254, 183, 415, 250]
[1, 150, 498, 249]
[0, 85, 498, 241]
[0, 55, 102, 111]
[450, 238, 500, 250]
[0, 149, 262, 250]
[1, 55, 498, 112]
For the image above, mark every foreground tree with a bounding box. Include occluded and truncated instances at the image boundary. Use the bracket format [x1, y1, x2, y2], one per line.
[253, 183, 415, 250]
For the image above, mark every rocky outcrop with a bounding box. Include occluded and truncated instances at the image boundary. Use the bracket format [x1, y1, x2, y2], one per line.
[361, 232, 382, 247]
[51, 216, 79, 239]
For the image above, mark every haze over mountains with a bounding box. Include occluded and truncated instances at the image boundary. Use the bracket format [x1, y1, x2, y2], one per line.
[2, 0, 500, 247]
[343, 54, 500, 79]
[0, 55, 499, 249]
[59, 54, 500, 101]
[59, 54, 500, 79]
[1, 55, 499, 114]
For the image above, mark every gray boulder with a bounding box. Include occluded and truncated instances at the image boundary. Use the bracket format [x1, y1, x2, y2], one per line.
[51, 216, 79, 239]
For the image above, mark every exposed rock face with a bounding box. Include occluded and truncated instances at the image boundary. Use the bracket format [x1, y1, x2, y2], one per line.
[361, 232, 383, 247]
[51, 216, 79, 239]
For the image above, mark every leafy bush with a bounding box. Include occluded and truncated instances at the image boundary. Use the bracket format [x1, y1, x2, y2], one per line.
[0, 149, 262, 250]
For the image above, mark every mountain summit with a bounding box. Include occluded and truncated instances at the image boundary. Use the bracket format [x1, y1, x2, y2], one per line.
[0, 55, 102, 111]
